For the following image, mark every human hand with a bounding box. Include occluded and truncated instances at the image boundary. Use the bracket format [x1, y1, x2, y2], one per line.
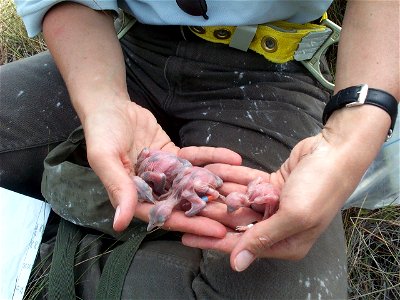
[83, 100, 178, 231]
[182, 125, 384, 271]
[83, 99, 243, 235]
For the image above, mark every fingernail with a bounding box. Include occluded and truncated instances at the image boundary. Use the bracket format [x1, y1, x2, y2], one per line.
[113, 206, 120, 227]
[234, 250, 255, 272]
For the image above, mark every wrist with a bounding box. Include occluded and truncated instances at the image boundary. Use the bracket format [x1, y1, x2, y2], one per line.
[323, 85, 398, 140]
[322, 104, 390, 165]
[316, 107, 390, 196]
[71, 86, 131, 123]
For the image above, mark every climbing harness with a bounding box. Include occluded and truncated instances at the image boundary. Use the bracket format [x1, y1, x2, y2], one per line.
[301, 19, 341, 90]
[115, 11, 340, 90]
[188, 18, 341, 90]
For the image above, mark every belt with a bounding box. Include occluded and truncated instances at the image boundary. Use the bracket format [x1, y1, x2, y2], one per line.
[188, 18, 341, 90]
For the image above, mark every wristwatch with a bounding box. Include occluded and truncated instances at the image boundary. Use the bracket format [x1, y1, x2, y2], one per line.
[322, 84, 398, 140]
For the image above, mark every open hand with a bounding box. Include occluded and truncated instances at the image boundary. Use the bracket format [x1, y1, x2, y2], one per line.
[182, 132, 376, 271]
[83, 100, 242, 235]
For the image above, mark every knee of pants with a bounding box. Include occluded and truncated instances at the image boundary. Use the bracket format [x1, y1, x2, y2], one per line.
[192, 214, 347, 299]
[122, 240, 202, 299]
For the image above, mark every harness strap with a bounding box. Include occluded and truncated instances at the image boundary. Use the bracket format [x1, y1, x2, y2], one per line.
[95, 227, 148, 300]
[117, 17, 137, 40]
[189, 21, 332, 64]
[188, 18, 341, 90]
[48, 219, 82, 300]
[47, 219, 149, 299]
[300, 19, 341, 90]
[115, 11, 340, 90]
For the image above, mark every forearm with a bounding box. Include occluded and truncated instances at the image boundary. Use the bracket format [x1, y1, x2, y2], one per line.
[335, 1, 399, 98]
[42, 2, 129, 123]
[323, 0, 399, 172]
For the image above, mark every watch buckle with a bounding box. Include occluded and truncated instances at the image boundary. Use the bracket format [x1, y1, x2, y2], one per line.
[346, 84, 369, 107]
[386, 129, 393, 141]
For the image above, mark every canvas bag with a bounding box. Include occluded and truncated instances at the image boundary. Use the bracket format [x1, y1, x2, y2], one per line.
[34, 126, 161, 299]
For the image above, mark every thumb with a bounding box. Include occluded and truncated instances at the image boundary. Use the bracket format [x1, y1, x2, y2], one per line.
[230, 212, 299, 271]
[90, 155, 138, 232]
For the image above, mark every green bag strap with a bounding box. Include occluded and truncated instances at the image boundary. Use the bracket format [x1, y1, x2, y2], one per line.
[48, 218, 149, 299]
[95, 226, 148, 300]
[48, 219, 83, 300]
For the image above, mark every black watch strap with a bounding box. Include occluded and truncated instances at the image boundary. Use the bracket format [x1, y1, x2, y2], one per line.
[322, 84, 398, 139]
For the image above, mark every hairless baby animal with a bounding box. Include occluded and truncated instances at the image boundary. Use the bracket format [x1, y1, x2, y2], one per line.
[133, 148, 223, 231]
[132, 148, 280, 232]
[147, 166, 223, 231]
[225, 177, 280, 231]
[134, 148, 192, 196]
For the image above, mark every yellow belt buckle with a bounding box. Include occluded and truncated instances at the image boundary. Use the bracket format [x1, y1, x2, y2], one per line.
[300, 19, 341, 90]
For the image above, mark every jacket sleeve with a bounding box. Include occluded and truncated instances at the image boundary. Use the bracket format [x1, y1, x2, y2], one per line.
[14, 0, 119, 37]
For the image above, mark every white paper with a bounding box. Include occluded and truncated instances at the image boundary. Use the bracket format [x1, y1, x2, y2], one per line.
[0, 188, 51, 300]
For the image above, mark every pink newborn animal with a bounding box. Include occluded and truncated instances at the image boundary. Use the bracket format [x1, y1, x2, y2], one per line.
[246, 177, 280, 219]
[132, 175, 157, 204]
[134, 148, 192, 199]
[147, 166, 223, 231]
[224, 177, 280, 229]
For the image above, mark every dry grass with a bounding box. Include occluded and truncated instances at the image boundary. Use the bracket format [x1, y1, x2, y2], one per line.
[2, 0, 399, 298]
[0, 0, 47, 65]
[343, 207, 400, 299]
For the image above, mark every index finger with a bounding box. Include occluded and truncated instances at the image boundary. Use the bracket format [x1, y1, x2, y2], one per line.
[205, 164, 271, 185]
[178, 146, 242, 166]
